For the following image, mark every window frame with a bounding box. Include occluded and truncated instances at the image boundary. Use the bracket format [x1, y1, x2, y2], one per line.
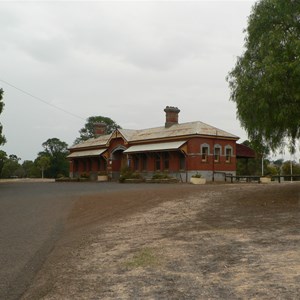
[225, 145, 233, 163]
[214, 145, 221, 162]
[201, 144, 210, 162]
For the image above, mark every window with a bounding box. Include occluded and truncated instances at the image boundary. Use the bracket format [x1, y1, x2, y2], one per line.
[163, 152, 169, 170]
[201, 144, 210, 162]
[202, 147, 209, 161]
[214, 146, 221, 162]
[225, 146, 232, 163]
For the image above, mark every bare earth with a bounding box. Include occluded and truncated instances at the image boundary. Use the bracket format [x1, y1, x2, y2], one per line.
[23, 182, 300, 300]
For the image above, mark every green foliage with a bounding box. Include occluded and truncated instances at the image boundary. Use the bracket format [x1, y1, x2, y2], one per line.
[152, 172, 171, 180]
[22, 160, 40, 178]
[227, 0, 300, 151]
[38, 138, 69, 178]
[0, 150, 7, 176]
[1, 154, 21, 178]
[281, 161, 300, 175]
[243, 139, 269, 157]
[192, 172, 202, 178]
[35, 155, 51, 178]
[119, 166, 132, 181]
[119, 166, 143, 182]
[266, 164, 279, 176]
[74, 116, 121, 144]
[0, 88, 6, 145]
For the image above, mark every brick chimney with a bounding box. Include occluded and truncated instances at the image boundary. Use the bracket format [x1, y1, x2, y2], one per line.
[164, 106, 180, 128]
[93, 122, 107, 137]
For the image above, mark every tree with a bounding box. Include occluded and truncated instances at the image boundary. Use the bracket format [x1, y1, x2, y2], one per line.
[227, 0, 300, 151]
[21, 160, 40, 178]
[281, 160, 300, 176]
[0, 88, 6, 145]
[35, 156, 50, 178]
[39, 138, 69, 178]
[0, 150, 7, 176]
[74, 116, 121, 144]
[1, 154, 21, 178]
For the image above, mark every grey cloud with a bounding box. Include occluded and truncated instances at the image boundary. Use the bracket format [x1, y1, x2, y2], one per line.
[1, 0, 261, 161]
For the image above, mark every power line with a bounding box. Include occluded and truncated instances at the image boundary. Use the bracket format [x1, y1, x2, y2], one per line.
[0, 78, 86, 121]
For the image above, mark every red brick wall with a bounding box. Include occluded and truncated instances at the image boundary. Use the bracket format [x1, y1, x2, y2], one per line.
[186, 137, 236, 172]
[69, 135, 237, 179]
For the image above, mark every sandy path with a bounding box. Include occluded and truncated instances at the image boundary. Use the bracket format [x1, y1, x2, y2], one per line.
[22, 183, 300, 299]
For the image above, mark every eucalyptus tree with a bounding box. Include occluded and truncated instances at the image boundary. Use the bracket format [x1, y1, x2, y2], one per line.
[227, 0, 300, 152]
[0, 88, 6, 145]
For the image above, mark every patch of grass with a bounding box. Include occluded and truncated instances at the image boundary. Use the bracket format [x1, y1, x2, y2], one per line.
[125, 248, 159, 268]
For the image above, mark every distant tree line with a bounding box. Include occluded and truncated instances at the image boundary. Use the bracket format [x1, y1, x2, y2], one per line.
[0, 112, 121, 179]
[0, 138, 69, 179]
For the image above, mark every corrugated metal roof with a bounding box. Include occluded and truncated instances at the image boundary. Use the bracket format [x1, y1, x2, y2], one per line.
[123, 141, 186, 153]
[67, 148, 107, 158]
[119, 121, 239, 142]
[69, 121, 239, 150]
[70, 134, 111, 149]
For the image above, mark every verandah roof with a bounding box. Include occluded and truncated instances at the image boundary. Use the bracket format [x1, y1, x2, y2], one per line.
[236, 144, 256, 158]
[123, 141, 186, 154]
[67, 148, 107, 158]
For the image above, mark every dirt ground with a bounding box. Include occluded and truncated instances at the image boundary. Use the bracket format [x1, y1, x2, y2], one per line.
[22, 182, 300, 300]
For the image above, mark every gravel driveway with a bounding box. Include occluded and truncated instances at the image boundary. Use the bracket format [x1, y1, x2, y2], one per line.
[18, 182, 300, 300]
[0, 181, 159, 300]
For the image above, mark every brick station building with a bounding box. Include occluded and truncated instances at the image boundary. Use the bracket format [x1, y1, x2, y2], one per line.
[67, 106, 242, 182]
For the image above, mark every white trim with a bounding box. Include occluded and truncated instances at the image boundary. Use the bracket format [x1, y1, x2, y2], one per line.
[123, 141, 186, 153]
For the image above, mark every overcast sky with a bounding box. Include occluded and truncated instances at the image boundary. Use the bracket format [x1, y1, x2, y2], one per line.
[0, 0, 261, 161]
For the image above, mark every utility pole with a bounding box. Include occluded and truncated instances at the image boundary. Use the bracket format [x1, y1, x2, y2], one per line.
[290, 159, 293, 182]
[261, 153, 264, 177]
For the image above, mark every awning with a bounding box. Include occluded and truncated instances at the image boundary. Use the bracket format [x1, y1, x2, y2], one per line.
[123, 141, 186, 154]
[67, 148, 107, 158]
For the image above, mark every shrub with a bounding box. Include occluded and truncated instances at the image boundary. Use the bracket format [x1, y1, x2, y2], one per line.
[191, 172, 202, 178]
[119, 166, 143, 182]
[80, 172, 89, 179]
[131, 172, 142, 179]
[152, 172, 170, 180]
